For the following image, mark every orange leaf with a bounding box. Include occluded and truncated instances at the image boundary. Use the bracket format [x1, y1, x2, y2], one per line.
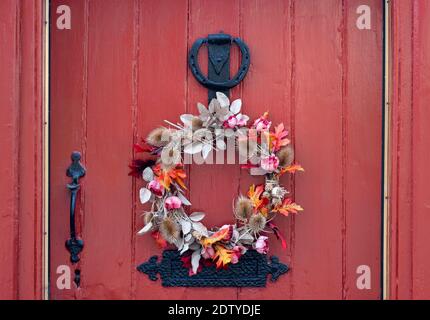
[151, 231, 167, 249]
[153, 163, 188, 191]
[278, 164, 304, 177]
[273, 198, 303, 216]
[175, 176, 187, 190]
[157, 173, 172, 190]
[270, 123, 290, 152]
[247, 184, 269, 214]
[201, 226, 233, 247]
[213, 244, 234, 269]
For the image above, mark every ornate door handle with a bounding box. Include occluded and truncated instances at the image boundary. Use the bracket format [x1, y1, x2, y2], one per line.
[65, 151, 86, 264]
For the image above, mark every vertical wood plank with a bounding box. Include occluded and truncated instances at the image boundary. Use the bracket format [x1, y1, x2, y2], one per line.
[389, 0, 414, 300]
[81, 0, 134, 299]
[183, 0, 241, 300]
[0, 0, 20, 300]
[293, 0, 344, 299]
[238, 0, 293, 300]
[344, 0, 382, 299]
[17, 0, 43, 300]
[50, 0, 87, 299]
[134, 0, 189, 299]
[0, 0, 43, 300]
[411, 0, 430, 300]
[389, 0, 430, 300]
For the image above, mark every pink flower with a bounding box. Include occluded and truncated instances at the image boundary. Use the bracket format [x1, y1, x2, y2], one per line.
[201, 246, 215, 259]
[223, 115, 238, 129]
[236, 117, 248, 127]
[164, 196, 182, 210]
[260, 154, 280, 172]
[231, 245, 247, 264]
[252, 112, 272, 131]
[148, 180, 164, 197]
[254, 236, 269, 254]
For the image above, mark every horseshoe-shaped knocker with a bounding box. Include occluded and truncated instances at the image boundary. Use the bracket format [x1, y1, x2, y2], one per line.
[188, 33, 251, 102]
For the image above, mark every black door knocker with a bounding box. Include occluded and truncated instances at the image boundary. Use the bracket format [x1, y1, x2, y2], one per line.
[188, 32, 250, 102]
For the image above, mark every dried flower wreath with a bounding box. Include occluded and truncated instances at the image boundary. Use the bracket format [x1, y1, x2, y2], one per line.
[129, 92, 303, 276]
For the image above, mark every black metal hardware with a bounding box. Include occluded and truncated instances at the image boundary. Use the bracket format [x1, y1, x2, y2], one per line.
[188, 32, 250, 101]
[65, 151, 86, 264]
[137, 249, 288, 287]
[74, 269, 81, 287]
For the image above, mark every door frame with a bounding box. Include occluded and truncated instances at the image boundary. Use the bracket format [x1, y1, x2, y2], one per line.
[42, 0, 50, 300]
[382, 0, 391, 300]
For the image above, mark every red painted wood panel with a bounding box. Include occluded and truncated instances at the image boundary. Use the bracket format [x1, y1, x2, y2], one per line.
[134, 0, 190, 300]
[389, 0, 430, 300]
[185, 0, 241, 300]
[0, 0, 43, 300]
[238, 0, 293, 300]
[82, 0, 135, 300]
[344, 0, 382, 299]
[50, 0, 382, 299]
[389, 0, 414, 300]
[50, 0, 88, 300]
[293, 0, 344, 299]
[0, 0, 20, 300]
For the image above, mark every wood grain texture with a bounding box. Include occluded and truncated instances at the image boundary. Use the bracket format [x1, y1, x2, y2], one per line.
[50, 0, 88, 300]
[81, 0, 135, 299]
[238, 0, 293, 300]
[134, 0, 189, 300]
[389, 0, 414, 300]
[389, 0, 430, 300]
[410, 0, 430, 300]
[184, 0, 241, 300]
[49, 0, 382, 299]
[0, 0, 20, 300]
[0, 0, 43, 300]
[293, 0, 344, 299]
[344, 0, 382, 299]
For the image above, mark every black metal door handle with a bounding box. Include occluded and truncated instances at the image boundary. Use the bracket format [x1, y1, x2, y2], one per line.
[65, 151, 86, 264]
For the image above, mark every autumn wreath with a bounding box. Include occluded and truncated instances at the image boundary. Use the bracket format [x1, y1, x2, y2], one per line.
[129, 92, 303, 275]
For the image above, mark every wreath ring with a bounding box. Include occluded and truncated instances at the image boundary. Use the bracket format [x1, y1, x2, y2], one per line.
[129, 92, 304, 275]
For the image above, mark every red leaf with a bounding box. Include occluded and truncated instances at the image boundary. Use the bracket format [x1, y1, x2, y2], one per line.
[268, 222, 287, 249]
[128, 159, 156, 177]
[240, 162, 259, 169]
[133, 142, 155, 153]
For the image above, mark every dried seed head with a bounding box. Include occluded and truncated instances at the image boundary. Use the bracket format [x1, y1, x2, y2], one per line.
[159, 217, 180, 244]
[272, 197, 282, 206]
[160, 146, 181, 170]
[191, 117, 203, 130]
[277, 145, 294, 167]
[262, 191, 271, 198]
[144, 212, 153, 225]
[192, 230, 203, 240]
[234, 196, 253, 220]
[146, 127, 171, 147]
[247, 214, 267, 234]
[271, 186, 287, 199]
[265, 178, 279, 192]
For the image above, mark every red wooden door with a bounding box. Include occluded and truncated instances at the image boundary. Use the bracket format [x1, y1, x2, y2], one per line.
[50, 0, 383, 299]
